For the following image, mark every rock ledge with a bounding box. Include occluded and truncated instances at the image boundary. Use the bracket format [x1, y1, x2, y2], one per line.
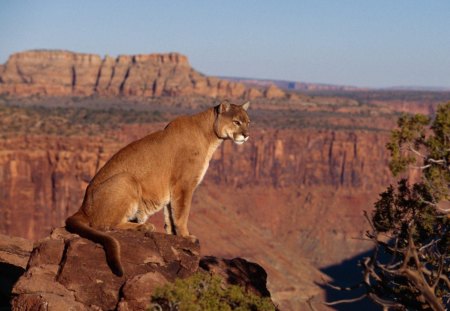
[2, 228, 274, 310]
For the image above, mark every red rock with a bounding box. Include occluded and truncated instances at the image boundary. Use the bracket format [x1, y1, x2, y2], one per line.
[0, 127, 389, 310]
[245, 87, 263, 99]
[4, 228, 280, 310]
[0, 50, 281, 99]
[10, 228, 201, 310]
[117, 272, 168, 311]
[0, 234, 33, 269]
[0, 234, 33, 310]
[12, 293, 89, 311]
[264, 84, 285, 99]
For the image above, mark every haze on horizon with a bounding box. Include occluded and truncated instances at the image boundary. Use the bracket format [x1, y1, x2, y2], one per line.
[1, 0, 449, 89]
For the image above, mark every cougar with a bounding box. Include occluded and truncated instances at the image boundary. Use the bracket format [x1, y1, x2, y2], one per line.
[66, 101, 250, 276]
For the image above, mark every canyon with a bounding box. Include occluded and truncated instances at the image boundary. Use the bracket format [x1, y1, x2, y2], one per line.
[0, 115, 393, 310]
[0, 50, 446, 310]
[0, 126, 392, 256]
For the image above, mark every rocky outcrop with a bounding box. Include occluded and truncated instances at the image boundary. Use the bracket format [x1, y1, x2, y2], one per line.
[264, 84, 286, 99]
[0, 50, 284, 99]
[4, 228, 282, 310]
[0, 234, 32, 270]
[12, 228, 201, 310]
[0, 234, 33, 311]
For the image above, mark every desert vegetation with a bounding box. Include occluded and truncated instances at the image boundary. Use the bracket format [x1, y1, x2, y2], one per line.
[0, 95, 400, 138]
[0, 101, 166, 137]
[150, 272, 275, 311]
[328, 103, 450, 310]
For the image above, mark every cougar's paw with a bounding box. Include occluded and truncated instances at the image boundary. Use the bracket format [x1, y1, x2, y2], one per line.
[137, 223, 155, 232]
[185, 234, 199, 244]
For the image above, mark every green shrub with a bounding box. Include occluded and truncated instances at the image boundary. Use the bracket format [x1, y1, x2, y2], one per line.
[149, 272, 275, 311]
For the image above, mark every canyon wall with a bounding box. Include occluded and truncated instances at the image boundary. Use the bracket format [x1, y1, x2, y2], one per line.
[0, 127, 391, 263]
[0, 126, 393, 309]
[0, 50, 285, 99]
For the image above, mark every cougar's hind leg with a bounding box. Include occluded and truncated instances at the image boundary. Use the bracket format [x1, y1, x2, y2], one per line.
[116, 222, 155, 232]
[86, 173, 152, 230]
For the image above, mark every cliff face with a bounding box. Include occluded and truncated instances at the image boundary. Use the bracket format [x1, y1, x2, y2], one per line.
[211, 128, 391, 190]
[0, 127, 390, 256]
[0, 50, 283, 99]
[0, 126, 392, 309]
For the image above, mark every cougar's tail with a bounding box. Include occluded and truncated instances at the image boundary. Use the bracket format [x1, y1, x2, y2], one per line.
[65, 212, 124, 276]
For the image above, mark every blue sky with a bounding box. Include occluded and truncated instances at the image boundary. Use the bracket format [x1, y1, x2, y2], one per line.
[1, 0, 449, 88]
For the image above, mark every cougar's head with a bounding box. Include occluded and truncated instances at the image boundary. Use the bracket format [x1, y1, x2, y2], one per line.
[214, 101, 250, 145]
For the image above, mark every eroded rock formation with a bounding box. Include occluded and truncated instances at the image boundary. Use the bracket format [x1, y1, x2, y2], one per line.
[1, 228, 307, 310]
[1, 127, 380, 310]
[0, 234, 33, 310]
[11, 228, 202, 310]
[0, 128, 391, 241]
[0, 50, 284, 99]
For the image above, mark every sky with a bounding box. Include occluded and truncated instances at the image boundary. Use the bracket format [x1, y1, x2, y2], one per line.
[0, 0, 449, 88]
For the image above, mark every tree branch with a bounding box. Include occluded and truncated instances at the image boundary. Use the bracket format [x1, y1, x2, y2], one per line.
[409, 145, 426, 159]
[323, 294, 366, 306]
[322, 279, 364, 291]
[367, 293, 404, 310]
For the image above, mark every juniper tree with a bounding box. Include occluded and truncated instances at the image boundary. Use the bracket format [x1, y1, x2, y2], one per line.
[328, 103, 449, 310]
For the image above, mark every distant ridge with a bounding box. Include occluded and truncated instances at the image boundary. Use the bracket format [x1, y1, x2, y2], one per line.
[221, 76, 450, 93]
[1, 50, 447, 98]
[220, 76, 366, 92]
[0, 50, 286, 99]
[380, 86, 450, 92]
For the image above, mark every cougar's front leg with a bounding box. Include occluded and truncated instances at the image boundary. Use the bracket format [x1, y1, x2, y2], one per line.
[170, 186, 195, 239]
[164, 205, 175, 235]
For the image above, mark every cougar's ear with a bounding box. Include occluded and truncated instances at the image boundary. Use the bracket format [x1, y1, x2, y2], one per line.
[242, 101, 250, 111]
[218, 101, 231, 114]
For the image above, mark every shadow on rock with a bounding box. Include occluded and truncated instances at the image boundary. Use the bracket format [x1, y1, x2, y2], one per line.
[0, 234, 33, 311]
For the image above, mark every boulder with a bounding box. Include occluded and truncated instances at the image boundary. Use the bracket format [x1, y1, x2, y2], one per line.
[3, 228, 275, 310]
[0, 234, 33, 310]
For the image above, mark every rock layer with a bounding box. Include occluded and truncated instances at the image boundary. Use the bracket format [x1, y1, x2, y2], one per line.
[11, 228, 199, 310]
[0, 50, 284, 99]
[0, 128, 391, 242]
[0, 234, 33, 310]
[0, 127, 374, 310]
[7, 228, 285, 311]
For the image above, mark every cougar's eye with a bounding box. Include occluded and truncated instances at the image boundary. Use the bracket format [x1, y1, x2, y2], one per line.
[233, 120, 241, 126]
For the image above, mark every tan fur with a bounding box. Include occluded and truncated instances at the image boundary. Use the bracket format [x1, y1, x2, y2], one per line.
[65, 101, 250, 276]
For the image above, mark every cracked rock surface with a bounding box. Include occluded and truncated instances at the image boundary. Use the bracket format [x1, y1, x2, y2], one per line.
[11, 228, 201, 310]
[7, 228, 275, 310]
[0, 234, 33, 310]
